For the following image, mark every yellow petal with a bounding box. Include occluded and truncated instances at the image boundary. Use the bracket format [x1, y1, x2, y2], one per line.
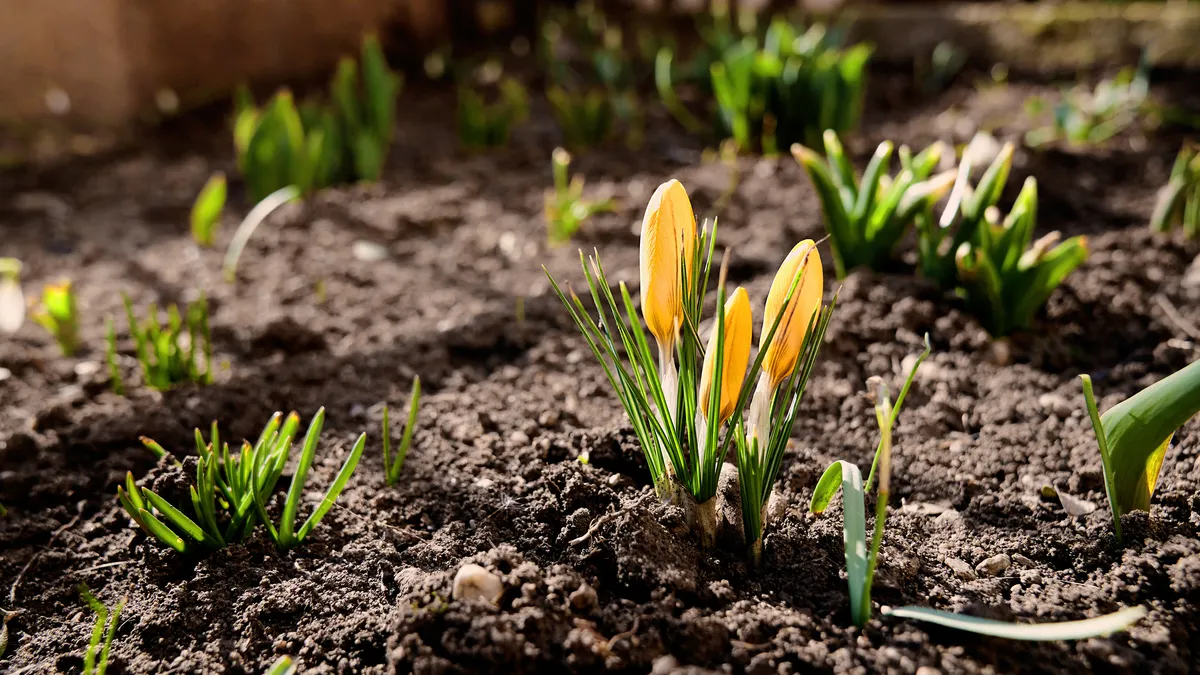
[761, 241, 824, 387]
[640, 179, 697, 348]
[700, 287, 753, 425]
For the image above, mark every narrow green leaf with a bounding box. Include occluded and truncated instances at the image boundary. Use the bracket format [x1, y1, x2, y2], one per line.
[136, 508, 187, 553]
[296, 432, 366, 543]
[190, 172, 227, 247]
[280, 408, 325, 547]
[141, 489, 209, 545]
[808, 460, 868, 626]
[883, 605, 1146, 641]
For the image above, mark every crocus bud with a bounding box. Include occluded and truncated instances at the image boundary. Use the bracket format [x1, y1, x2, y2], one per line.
[699, 287, 752, 425]
[639, 179, 697, 349]
[761, 241, 824, 388]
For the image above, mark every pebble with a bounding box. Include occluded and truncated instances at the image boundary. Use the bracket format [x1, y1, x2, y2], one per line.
[352, 240, 388, 262]
[568, 583, 597, 611]
[538, 410, 559, 427]
[945, 557, 976, 581]
[1038, 393, 1074, 418]
[651, 655, 679, 675]
[509, 430, 530, 446]
[452, 564, 503, 603]
[916, 668, 942, 675]
[74, 361, 101, 377]
[0, 367, 9, 382]
[1011, 553, 1035, 568]
[975, 553, 1011, 577]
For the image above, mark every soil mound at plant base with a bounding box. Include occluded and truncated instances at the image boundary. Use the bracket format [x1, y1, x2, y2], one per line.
[1, 83, 1199, 673]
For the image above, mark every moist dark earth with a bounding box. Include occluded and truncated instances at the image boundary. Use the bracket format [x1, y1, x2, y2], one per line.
[2, 70, 1199, 675]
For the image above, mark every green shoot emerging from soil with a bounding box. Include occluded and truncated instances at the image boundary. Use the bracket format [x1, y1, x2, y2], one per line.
[190, 171, 227, 247]
[810, 334, 930, 624]
[457, 68, 529, 150]
[794, 132, 955, 278]
[383, 377, 422, 486]
[31, 279, 80, 356]
[0, 257, 24, 335]
[919, 140, 1016, 289]
[1024, 58, 1154, 148]
[1150, 142, 1200, 239]
[79, 583, 124, 675]
[659, 17, 869, 153]
[266, 656, 297, 675]
[234, 35, 400, 201]
[546, 179, 829, 547]
[109, 292, 212, 392]
[121, 409, 366, 553]
[953, 177, 1088, 336]
[1081, 359, 1200, 544]
[547, 87, 614, 150]
[544, 148, 615, 246]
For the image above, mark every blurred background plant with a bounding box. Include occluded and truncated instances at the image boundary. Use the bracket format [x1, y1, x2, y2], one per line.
[1149, 142, 1200, 238]
[544, 148, 615, 246]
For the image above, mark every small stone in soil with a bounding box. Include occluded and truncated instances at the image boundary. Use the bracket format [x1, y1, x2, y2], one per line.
[945, 557, 977, 581]
[1056, 488, 1097, 518]
[352, 240, 389, 261]
[568, 583, 597, 611]
[975, 553, 1011, 577]
[452, 563, 503, 603]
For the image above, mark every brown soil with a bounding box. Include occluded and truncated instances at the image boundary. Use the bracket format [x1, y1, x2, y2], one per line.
[2, 72, 1199, 675]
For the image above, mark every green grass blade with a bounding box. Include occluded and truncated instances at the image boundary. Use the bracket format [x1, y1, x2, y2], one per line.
[190, 172, 227, 247]
[266, 655, 297, 675]
[223, 185, 301, 283]
[883, 605, 1146, 641]
[390, 376, 421, 484]
[296, 432, 366, 543]
[141, 489, 209, 545]
[279, 408, 325, 547]
[135, 508, 187, 553]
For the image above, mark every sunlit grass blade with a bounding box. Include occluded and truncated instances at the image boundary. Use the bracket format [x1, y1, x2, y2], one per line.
[296, 432, 367, 543]
[79, 583, 124, 675]
[223, 185, 300, 283]
[279, 408, 326, 547]
[883, 605, 1146, 641]
[190, 171, 227, 247]
[266, 655, 297, 675]
[810, 460, 867, 623]
[384, 376, 422, 486]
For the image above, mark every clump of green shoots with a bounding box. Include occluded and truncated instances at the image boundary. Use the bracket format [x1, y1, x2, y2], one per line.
[234, 35, 400, 201]
[79, 583, 124, 675]
[0, 257, 24, 335]
[1081, 359, 1200, 544]
[31, 280, 80, 356]
[1024, 59, 1155, 148]
[953, 177, 1088, 336]
[810, 335, 929, 622]
[547, 87, 615, 150]
[108, 293, 212, 392]
[457, 65, 530, 150]
[918, 139, 1016, 289]
[383, 377, 422, 486]
[794, 131, 955, 278]
[190, 171, 227, 247]
[544, 148, 615, 246]
[658, 18, 871, 153]
[121, 409, 366, 554]
[1150, 142, 1200, 239]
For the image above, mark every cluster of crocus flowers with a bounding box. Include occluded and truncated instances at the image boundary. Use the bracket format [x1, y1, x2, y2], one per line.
[547, 178, 833, 556]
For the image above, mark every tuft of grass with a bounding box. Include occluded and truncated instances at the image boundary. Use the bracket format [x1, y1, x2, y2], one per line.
[657, 18, 870, 153]
[1024, 56, 1156, 148]
[108, 292, 212, 392]
[31, 280, 80, 356]
[79, 583, 125, 675]
[234, 35, 400, 202]
[190, 171, 227, 247]
[457, 65, 529, 150]
[544, 148, 615, 246]
[953, 177, 1088, 336]
[383, 377, 422, 486]
[794, 131, 955, 278]
[120, 409, 366, 553]
[1150, 142, 1200, 239]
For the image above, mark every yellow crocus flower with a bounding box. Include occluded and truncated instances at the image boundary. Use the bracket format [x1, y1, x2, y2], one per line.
[760, 240, 824, 388]
[699, 287, 752, 425]
[639, 179, 697, 350]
